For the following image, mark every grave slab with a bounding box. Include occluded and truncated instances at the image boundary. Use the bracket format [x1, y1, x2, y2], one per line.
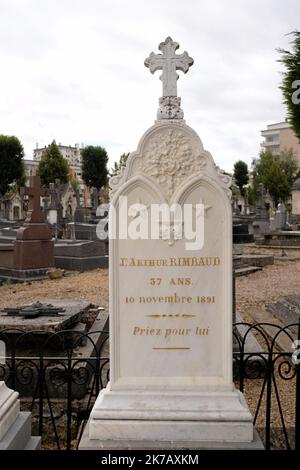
[0, 299, 91, 333]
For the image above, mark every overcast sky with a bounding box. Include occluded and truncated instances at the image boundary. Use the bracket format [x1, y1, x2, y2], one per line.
[0, 0, 299, 172]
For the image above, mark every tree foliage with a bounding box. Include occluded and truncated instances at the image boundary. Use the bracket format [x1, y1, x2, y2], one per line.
[251, 150, 298, 205]
[246, 185, 256, 207]
[110, 152, 129, 177]
[278, 31, 300, 140]
[233, 160, 249, 196]
[0, 135, 25, 196]
[81, 145, 108, 189]
[37, 140, 69, 187]
[279, 149, 299, 186]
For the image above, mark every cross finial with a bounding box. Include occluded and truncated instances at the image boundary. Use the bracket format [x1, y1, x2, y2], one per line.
[21, 175, 48, 213]
[145, 37, 194, 97]
[144, 37, 193, 120]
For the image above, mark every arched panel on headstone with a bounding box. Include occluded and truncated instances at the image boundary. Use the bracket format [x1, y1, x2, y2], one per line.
[109, 175, 167, 386]
[172, 174, 233, 385]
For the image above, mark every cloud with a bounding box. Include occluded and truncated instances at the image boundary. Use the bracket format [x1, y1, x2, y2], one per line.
[0, 0, 298, 172]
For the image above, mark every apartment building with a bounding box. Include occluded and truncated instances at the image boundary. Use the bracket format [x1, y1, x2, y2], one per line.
[261, 121, 300, 166]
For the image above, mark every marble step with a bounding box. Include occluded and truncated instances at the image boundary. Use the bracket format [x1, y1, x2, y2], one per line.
[0, 412, 37, 450]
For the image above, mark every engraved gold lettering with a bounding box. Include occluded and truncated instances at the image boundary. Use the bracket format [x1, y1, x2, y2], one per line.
[195, 327, 209, 335]
[133, 326, 162, 336]
[119, 257, 221, 267]
[164, 328, 192, 338]
[170, 278, 192, 285]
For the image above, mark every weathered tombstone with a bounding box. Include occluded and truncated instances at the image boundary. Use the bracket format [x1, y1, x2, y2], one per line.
[244, 192, 250, 215]
[0, 382, 41, 449]
[275, 203, 287, 231]
[80, 37, 261, 449]
[233, 195, 241, 216]
[0, 176, 55, 281]
[46, 182, 58, 226]
[292, 178, 300, 216]
[253, 184, 269, 236]
[15, 176, 54, 271]
[54, 179, 64, 219]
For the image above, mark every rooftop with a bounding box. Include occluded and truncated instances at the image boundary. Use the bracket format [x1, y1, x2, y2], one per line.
[261, 121, 291, 134]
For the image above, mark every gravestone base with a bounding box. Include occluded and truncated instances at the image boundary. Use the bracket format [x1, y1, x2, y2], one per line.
[0, 382, 41, 450]
[79, 426, 263, 450]
[0, 266, 52, 282]
[79, 385, 260, 449]
[0, 412, 41, 450]
[54, 240, 108, 271]
[14, 239, 54, 270]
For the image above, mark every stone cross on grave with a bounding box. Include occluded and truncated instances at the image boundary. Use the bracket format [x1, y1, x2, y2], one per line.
[145, 37, 194, 120]
[145, 36, 194, 97]
[22, 176, 48, 213]
[20, 175, 48, 224]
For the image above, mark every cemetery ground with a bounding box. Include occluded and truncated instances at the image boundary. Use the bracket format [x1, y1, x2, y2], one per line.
[0, 260, 297, 323]
[0, 262, 298, 449]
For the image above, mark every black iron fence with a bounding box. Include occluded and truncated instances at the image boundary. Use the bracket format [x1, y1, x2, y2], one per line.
[0, 322, 299, 450]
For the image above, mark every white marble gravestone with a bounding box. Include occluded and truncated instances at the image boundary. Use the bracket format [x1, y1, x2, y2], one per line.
[80, 37, 260, 449]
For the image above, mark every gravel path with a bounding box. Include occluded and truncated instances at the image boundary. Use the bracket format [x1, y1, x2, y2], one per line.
[0, 260, 298, 319]
[0, 269, 109, 310]
[236, 260, 300, 323]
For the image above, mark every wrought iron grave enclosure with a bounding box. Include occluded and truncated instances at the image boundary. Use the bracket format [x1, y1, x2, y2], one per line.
[0, 321, 299, 450]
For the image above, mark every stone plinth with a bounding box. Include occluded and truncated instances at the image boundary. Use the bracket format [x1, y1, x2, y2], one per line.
[54, 240, 108, 271]
[0, 176, 54, 281]
[0, 382, 40, 450]
[0, 244, 14, 268]
[14, 240, 54, 270]
[0, 382, 20, 441]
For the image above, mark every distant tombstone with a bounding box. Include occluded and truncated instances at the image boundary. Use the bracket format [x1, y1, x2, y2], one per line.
[244, 192, 250, 215]
[233, 195, 241, 216]
[274, 203, 287, 231]
[80, 37, 260, 450]
[54, 179, 64, 226]
[255, 185, 269, 220]
[15, 176, 54, 269]
[91, 188, 99, 216]
[269, 213, 276, 232]
[47, 183, 58, 226]
[253, 185, 269, 236]
[292, 178, 300, 215]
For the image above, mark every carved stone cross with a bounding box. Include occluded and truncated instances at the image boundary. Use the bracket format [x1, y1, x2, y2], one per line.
[21, 175, 48, 213]
[144, 37, 194, 97]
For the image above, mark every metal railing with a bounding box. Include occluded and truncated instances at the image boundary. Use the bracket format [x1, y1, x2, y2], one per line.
[0, 321, 299, 450]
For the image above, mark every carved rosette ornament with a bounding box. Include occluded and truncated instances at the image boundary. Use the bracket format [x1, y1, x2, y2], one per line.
[109, 123, 232, 202]
[140, 128, 206, 198]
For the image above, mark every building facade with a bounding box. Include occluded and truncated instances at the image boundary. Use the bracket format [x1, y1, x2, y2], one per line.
[261, 121, 300, 166]
[33, 143, 83, 180]
[31, 143, 89, 207]
[23, 159, 38, 178]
